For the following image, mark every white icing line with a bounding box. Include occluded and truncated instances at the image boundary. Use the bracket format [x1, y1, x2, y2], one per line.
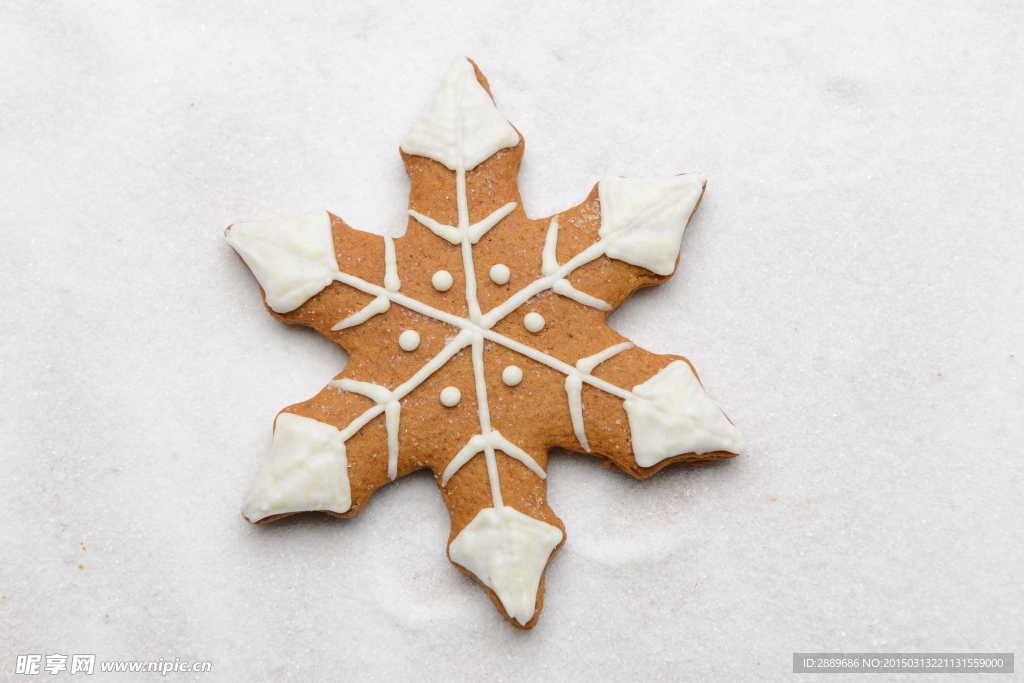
[331, 295, 391, 331]
[441, 430, 545, 485]
[541, 215, 559, 276]
[384, 400, 401, 479]
[564, 375, 588, 451]
[332, 378, 392, 404]
[409, 210, 461, 245]
[471, 334, 503, 508]
[384, 235, 401, 292]
[479, 241, 607, 329]
[329, 268, 631, 401]
[457, 170, 484, 324]
[552, 279, 612, 311]
[489, 431, 546, 479]
[327, 379, 402, 478]
[576, 341, 634, 374]
[564, 342, 635, 452]
[332, 271, 470, 329]
[468, 202, 516, 244]
[442, 434, 488, 486]
[391, 330, 473, 401]
[336, 403, 386, 444]
[479, 329, 633, 400]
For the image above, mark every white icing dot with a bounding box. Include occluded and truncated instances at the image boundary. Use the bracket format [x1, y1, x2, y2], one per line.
[502, 365, 523, 386]
[432, 270, 453, 291]
[489, 263, 511, 285]
[524, 312, 545, 333]
[440, 386, 461, 407]
[399, 330, 420, 352]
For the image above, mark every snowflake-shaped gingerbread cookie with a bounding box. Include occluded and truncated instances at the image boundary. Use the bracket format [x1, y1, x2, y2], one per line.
[226, 58, 745, 629]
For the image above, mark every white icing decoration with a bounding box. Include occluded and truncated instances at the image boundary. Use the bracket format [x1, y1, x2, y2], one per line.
[489, 263, 510, 285]
[331, 378, 402, 480]
[524, 312, 545, 333]
[598, 175, 706, 276]
[410, 202, 516, 247]
[469, 202, 516, 243]
[432, 270, 454, 291]
[383, 235, 401, 292]
[502, 365, 523, 386]
[241, 413, 350, 522]
[399, 329, 420, 352]
[541, 216, 560, 276]
[552, 278, 611, 311]
[226, 210, 339, 314]
[440, 386, 461, 407]
[400, 57, 520, 173]
[624, 361, 746, 467]
[331, 295, 390, 331]
[408, 210, 461, 245]
[565, 344, 634, 450]
[563, 343, 633, 452]
[442, 429, 546, 486]
[448, 506, 563, 625]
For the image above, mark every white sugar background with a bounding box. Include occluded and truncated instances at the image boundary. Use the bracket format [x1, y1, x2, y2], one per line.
[1, 1, 1020, 681]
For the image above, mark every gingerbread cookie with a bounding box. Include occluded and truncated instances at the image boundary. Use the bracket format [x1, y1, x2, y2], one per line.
[225, 58, 744, 629]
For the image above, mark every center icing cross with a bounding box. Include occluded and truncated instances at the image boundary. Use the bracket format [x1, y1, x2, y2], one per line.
[226, 58, 745, 629]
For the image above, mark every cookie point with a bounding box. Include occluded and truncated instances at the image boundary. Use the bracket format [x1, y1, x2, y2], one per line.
[448, 507, 563, 626]
[240, 414, 351, 522]
[225, 210, 339, 313]
[400, 58, 519, 172]
[597, 176, 706, 276]
[624, 361, 746, 466]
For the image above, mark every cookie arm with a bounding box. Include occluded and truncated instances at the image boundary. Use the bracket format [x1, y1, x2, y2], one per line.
[563, 347, 745, 479]
[225, 211, 391, 334]
[239, 381, 395, 524]
[439, 448, 564, 630]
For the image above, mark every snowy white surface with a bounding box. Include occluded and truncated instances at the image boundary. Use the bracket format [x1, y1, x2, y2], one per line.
[2, 2, 1021, 681]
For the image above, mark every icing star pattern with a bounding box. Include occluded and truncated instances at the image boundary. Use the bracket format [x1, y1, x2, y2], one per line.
[226, 58, 745, 629]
